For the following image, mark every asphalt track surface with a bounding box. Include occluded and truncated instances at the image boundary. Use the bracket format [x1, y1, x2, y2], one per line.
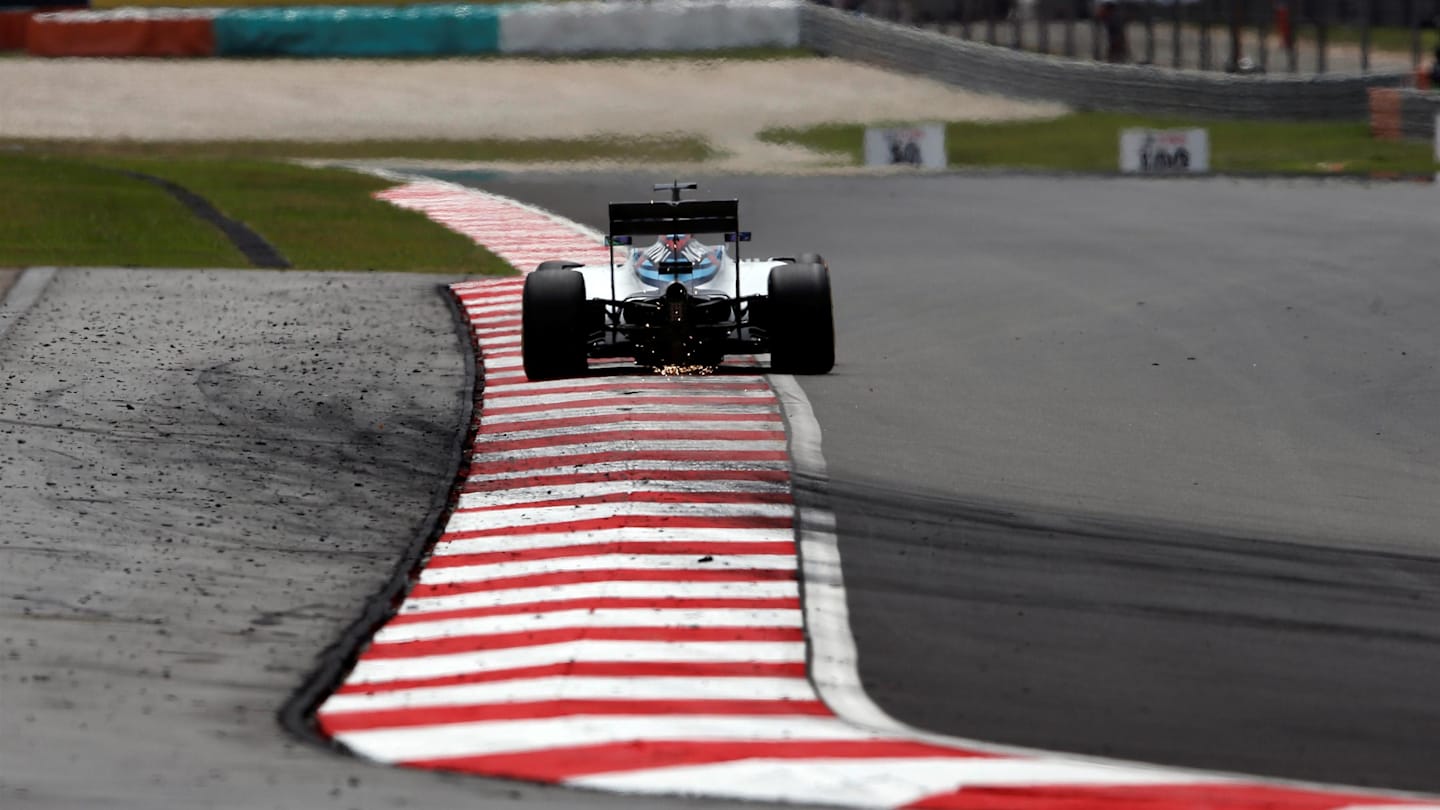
[0, 269, 811, 810]
[447, 172, 1440, 793]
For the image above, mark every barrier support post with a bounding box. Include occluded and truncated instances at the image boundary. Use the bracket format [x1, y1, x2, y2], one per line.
[1359, 0, 1370, 72]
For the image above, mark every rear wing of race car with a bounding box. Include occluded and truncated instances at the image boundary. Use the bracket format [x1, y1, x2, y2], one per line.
[607, 200, 740, 238]
[604, 194, 752, 305]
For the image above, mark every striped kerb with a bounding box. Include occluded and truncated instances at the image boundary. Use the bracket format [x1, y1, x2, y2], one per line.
[311, 178, 1440, 810]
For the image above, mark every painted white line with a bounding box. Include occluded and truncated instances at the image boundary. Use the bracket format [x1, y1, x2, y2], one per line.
[321, 675, 817, 715]
[397, 579, 800, 616]
[479, 405, 780, 426]
[337, 714, 886, 764]
[572, 757, 1229, 809]
[347, 639, 808, 685]
[475, 327, 521, 338]
[478, 421, 783, 442]
[456, 480, 789, 510]
[480, 334, 522, 346]
[469, 440, 789, 462]
[375, 608, 803, 645]
[433, 528, 797, 558]
[770, 373, 922, 737]
[464, 460, 791, 483]
[446, 502, 792, 534]
[486, 389, 774, 409]
[418, 554, 797, 586]
[484, 375, 767, 394]
[466, 304, 519, 318]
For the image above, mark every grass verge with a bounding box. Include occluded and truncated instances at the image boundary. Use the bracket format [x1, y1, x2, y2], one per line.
[1322, 25, 1439, 55]
[0, 153, 509, 273]
[0, 130, 723, 271]
[3, 134, 715, 164]
[0, 154, 245, 269]
[758, 113, 1440, 175]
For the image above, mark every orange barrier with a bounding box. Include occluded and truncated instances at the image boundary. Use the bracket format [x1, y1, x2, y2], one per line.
[26, 10, 216, 57]
[1367, 87, 1402, 141]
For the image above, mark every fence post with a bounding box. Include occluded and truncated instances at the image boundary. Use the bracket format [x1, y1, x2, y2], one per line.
[1065, 0, 1077, 56]
[1359, 0, 1370, 72]
[1408, 0, 1420, 70]
[1315, 0, 1327, 74]
[1229, 0, 1243, 69]
[1172, 0, 1183, 67]
[1258, 0, 1270, 71]
[1200, 0, 1212, 69]
[1145, 0, 1155, 63]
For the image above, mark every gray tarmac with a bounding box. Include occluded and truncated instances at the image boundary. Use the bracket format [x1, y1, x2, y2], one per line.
[0, 268, 817, 810]
[464, 171, 1440, 792]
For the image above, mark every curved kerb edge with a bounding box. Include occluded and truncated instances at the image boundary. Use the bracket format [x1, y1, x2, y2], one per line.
[277, 282, 480, 752]
[767, 371, 1440, 804]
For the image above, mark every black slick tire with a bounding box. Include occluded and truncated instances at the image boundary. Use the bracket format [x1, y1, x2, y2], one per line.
[522, 268, 588, 381]
[767, 262, 835, 374]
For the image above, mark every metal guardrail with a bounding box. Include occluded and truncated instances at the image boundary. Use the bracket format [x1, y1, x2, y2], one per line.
[1392, 86, 1440, 135]
[800, 3, 1411, 119]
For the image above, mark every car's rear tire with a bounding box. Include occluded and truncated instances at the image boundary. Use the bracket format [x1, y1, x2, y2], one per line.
[535, 260, 583, 273]
[522, 268, 588, 381]
[767, 262, 835, 374]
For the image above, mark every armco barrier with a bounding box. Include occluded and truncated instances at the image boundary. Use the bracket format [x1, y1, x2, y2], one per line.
[500, 0, 799, 55]
[26, 8, 216, 56]
[1398, 89, 1440, 139]
[214, 4, 498, 57]
[1370, 87, 1440, 140]
[799, 4, 1408, 120]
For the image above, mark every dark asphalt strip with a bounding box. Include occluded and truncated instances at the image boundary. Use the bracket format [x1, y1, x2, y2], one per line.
[277, 283, 475, 750]
[824, 474, 1440, 792]
[119, 169, 292, 269]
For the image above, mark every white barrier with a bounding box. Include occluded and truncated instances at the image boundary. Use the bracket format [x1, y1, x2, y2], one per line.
[1119, 128, 1210, 174]
[499, 0, 801, 55]
[863, 124, 947, 169]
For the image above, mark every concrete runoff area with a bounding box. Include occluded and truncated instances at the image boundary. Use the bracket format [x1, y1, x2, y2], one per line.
[463, 171, 1440, 792]
[0, 57, 1062, 169]
[0, 269, 822, 810]
[0, 269, 19, 300]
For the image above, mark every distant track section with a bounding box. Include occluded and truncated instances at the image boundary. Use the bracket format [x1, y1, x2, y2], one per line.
[311, 178, 1440, 810]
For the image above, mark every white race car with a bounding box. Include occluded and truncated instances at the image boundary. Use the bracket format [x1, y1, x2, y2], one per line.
[521, 182, 834, 380]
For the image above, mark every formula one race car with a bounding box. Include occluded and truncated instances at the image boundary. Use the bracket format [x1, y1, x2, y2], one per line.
[521, 182, 835, 380]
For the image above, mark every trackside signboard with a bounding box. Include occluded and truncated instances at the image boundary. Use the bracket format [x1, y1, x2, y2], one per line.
[1120, 128, 1210, 174]
[864, 124, 947, 169]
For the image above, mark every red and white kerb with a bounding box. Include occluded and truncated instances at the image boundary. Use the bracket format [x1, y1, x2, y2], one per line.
[313, 179, 1440, 810]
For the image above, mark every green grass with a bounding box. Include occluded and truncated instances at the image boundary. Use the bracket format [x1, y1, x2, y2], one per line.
[2, 134, 715, 164]
[0, 132, 723, 271]
[1322, 24, 1439, 55]
[110, 158, 511, 273]
[758, 113, 1440, 175]
[0, 152, 511, 272]
[0, 154, 245, 268]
